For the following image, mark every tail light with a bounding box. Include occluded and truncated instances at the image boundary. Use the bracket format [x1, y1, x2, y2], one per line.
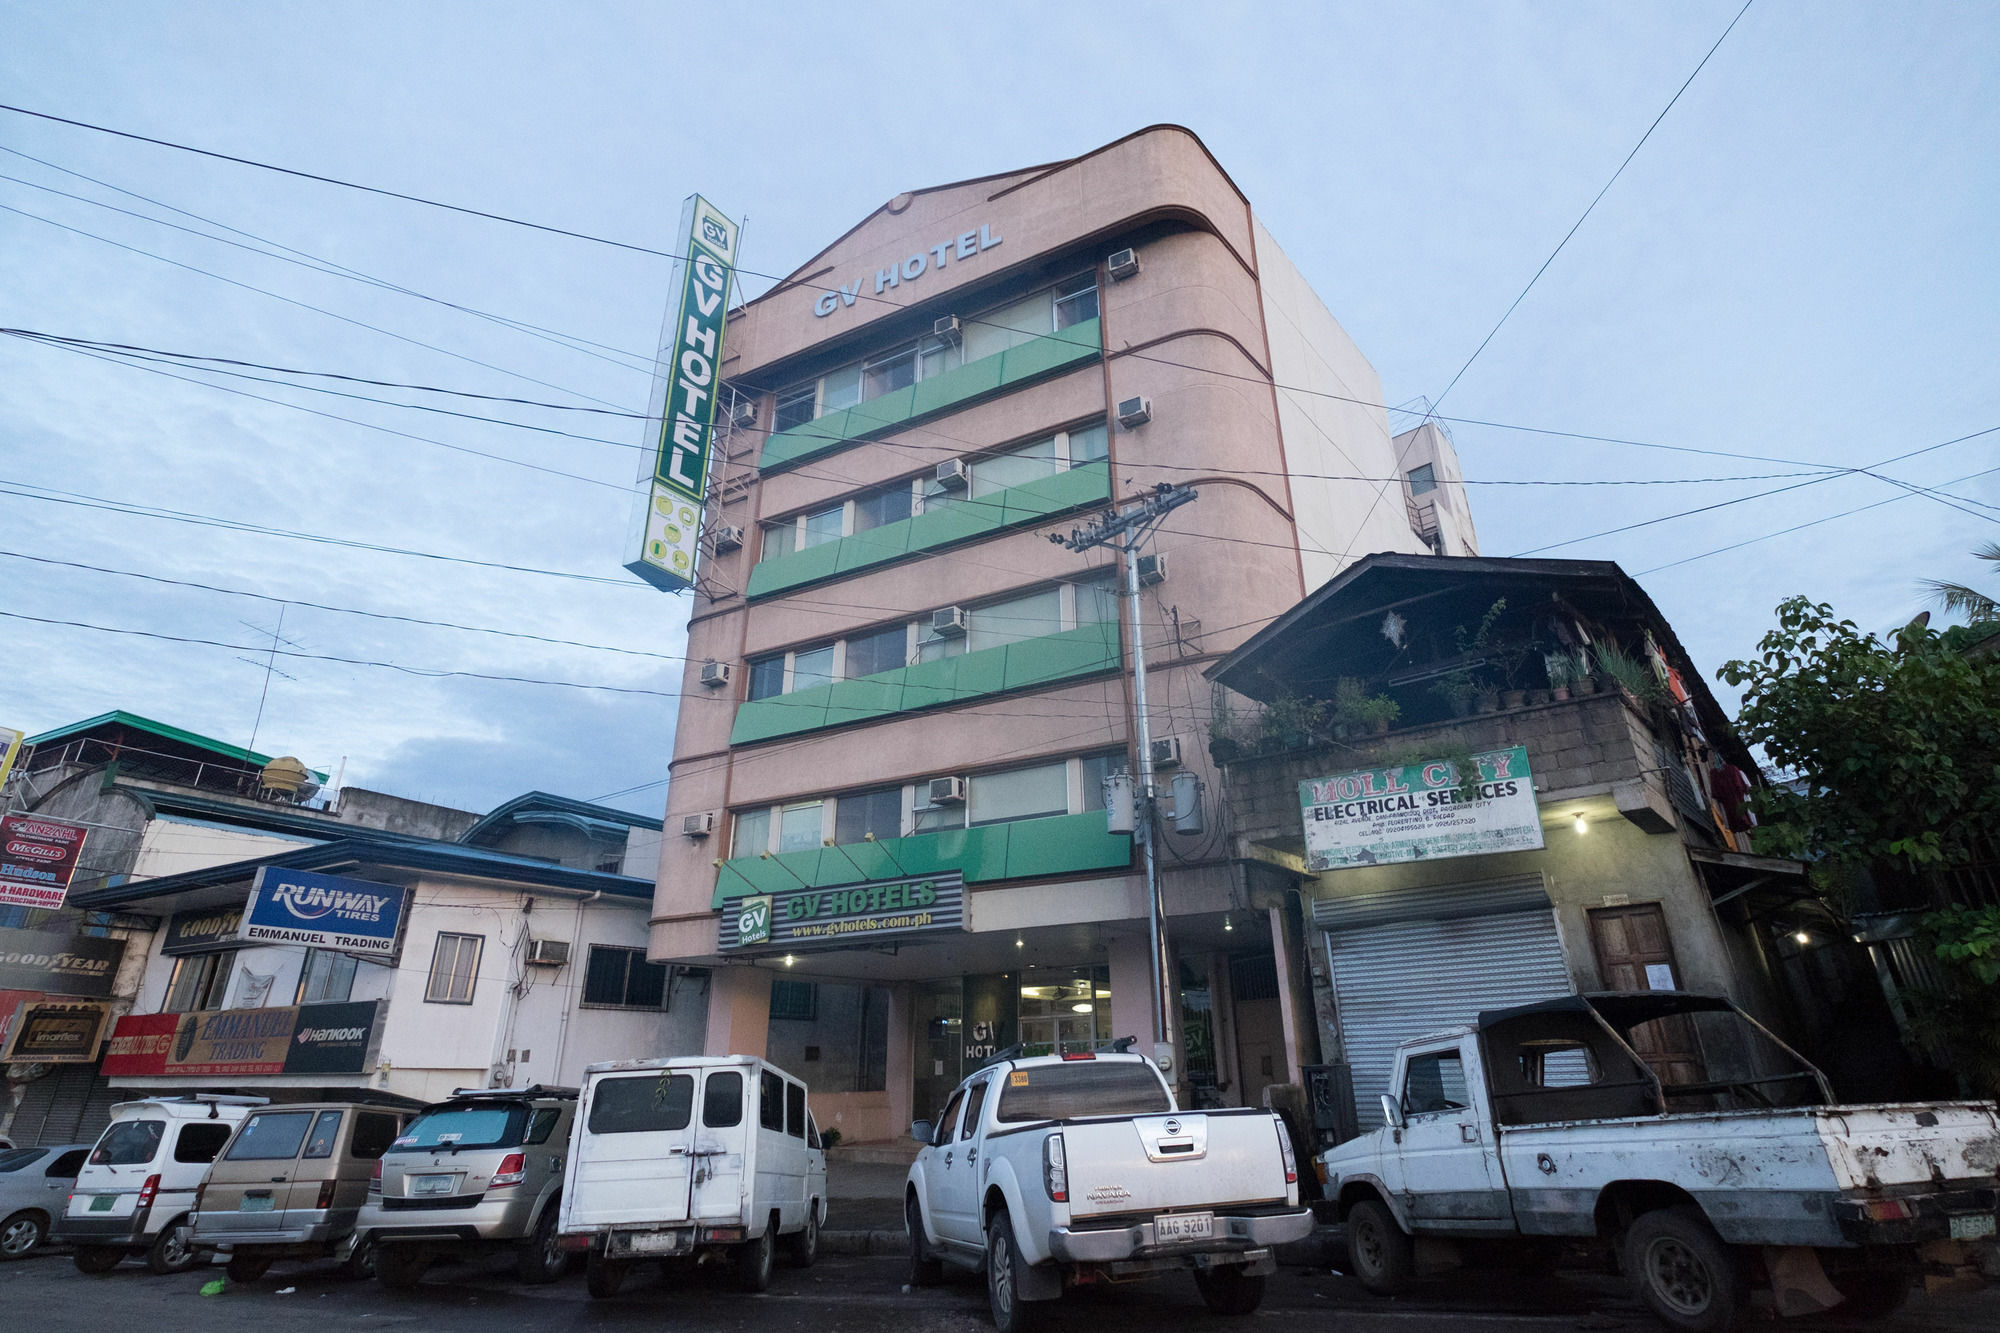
[1862, 1199, 1912, 1222]
[1042, 1134, 1068, 1203]
[490, 1152, 527, 1189]
[317, 1179, 338, 1210]
[1273, 1115, 1297, 1186]
[136, 1173, 161, 1209]
[1060, 1052, 1096, 1061]
[368, 1159, 382, 1195]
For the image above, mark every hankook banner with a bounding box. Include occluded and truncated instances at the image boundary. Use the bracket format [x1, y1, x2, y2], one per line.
[1299, 746, 1545, 871]
[718, 873, 965, 952]
[0, 813, 89, 911]
[100, 999, 386, 1077]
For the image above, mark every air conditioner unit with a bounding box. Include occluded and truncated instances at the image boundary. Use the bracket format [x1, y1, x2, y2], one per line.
[1106, 248, 1141, 281]
[1116, 396, 1152, 428]
[699, 660, 732, 688]
[711, 524, 745, 552]
[525, 938, 571, 967]
[933, 458, 971, 491]
[927, 776, 967, 806]
[932, 315, 962, 345]
[930, 606, 969, 637]
[681, 811, 716, 838]
[1137, 552, 1169, 587]
[1151, 735, 1184, 769]
[729, 397, 758, 427]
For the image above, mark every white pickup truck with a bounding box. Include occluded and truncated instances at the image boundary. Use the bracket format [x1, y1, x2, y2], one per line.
[1319, 991, 1999, 1333]
[904, 1048, 1312, 1332]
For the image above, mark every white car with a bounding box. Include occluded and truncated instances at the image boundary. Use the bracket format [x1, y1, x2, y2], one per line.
[905, 1048, 1311, 1332]
[558, 1055, 827, 1298]
[0, 1142, 94, 1260]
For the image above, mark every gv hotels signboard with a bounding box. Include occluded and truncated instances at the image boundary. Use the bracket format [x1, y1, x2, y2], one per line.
[720, 873, 966, 952]
[239, 867, 407, 958]
[625, 194, 739, 594]
[1299, 746, 1545, 872]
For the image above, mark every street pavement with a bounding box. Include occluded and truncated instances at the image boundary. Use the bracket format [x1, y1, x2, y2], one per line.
[5, 1245, 1996, 1333]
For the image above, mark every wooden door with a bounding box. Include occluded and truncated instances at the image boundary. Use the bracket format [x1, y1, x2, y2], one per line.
[1587, 904, 1707, 1090]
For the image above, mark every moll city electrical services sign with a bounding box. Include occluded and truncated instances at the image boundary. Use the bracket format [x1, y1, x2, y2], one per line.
[101, 999, 385, 1078]
[625, 194, 738, 594]
[720, 873, 965, 952]
[240, 866, 406, 957]
[0, 813, 89, 911]
[1299, 746, 1545, 872]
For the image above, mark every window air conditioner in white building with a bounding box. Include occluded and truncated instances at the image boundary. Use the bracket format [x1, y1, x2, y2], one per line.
[933, 458, 971, 490]
[930, 606, 969, 636]
[927, 776, 967, 806]
[525, 938, 571, 967]
[932, 315, 962, 345]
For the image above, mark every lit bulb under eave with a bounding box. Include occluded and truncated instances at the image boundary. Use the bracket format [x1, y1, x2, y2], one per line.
[1793, 931, 1810, 946]
[1573, 815, 1589, 835]
[1223, 916, 1234, 932]
[783, 954, 795, 966]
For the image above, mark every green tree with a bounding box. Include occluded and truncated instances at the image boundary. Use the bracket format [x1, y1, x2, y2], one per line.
[1922, 540, 2000, 623]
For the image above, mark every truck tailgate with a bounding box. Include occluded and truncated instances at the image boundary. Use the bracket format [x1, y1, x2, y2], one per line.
[1061, 1109, 1289, 1220]
[1816, 1103, 2000, 1190]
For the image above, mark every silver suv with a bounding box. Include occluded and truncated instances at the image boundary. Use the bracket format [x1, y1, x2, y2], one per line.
[358, 1085, 575, 1288]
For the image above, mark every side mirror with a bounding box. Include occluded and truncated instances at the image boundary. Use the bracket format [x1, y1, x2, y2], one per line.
[1379, 1093, 1405, 1130]
[910, 1119, 934, 1144]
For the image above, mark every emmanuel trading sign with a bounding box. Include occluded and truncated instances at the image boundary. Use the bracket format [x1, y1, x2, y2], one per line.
[239, 866, 407, 958]
[1299, 746, 1545, 871]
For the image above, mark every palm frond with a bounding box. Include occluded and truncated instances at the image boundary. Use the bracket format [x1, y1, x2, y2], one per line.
[1923, 579, 2000, 620]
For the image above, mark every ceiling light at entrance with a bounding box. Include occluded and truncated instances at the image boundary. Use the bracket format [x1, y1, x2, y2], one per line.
[1071, 1002, 1094, 1014]
[783, 954, 795, 966]
[1223, 914, 1234, 932]
[1793, 931, 1811, 946]
[1015, 937, 1025, 948]
[1573, 814, 1589, 835]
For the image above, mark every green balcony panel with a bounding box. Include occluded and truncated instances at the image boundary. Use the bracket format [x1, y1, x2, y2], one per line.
[746, 461, 1110, 599]
[711, 811, 1133, 907]
[758, 318, 1101, 474]
[726, 620, 1121, 746]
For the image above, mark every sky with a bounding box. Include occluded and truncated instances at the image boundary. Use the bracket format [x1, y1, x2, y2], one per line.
[1, 1, 1994, 818]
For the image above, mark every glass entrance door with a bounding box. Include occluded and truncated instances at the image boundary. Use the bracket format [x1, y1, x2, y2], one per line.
[1017, 967, 1111, 1055]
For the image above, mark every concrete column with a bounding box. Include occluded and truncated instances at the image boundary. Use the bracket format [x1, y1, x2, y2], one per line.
[1269, 905, 1304, 1085]
[885, 981, 914, 1137]
[1107, 931, 1160, 1048]
[704, 966, 772, 1057]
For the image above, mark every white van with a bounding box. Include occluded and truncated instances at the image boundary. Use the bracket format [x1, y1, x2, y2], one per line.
[559, 1056, 827, 1299]
[55, 1094, 267, 1274]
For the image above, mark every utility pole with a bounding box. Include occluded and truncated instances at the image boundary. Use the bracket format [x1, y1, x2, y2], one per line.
[1051, 483, 1198, 1066]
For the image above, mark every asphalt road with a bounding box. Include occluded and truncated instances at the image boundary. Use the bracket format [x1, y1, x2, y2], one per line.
[4, 1247, 1996, 1333]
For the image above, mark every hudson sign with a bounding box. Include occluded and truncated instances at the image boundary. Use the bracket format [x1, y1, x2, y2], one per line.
[239, 867, 407, 958]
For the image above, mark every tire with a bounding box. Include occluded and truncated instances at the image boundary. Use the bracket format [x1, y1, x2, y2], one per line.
[985, 1208, 1038, 1333]
[1345, 1199, 1414, 1295]
[340, 1237, 377, 1282]
[1623, 1205, 1745, 1333]
[145, 1215, 202, 1275]
[73, 1245, 125, 1274]
[226, 1254, 273, 1283]
[1831, 1270, 1912, 1321]
[907, 1195, 943, 1288]
[732, 1217, 774, 1293]
[1193, 1264, 1266, 1315]
[375, 1244, 430, 1291]
[0, 1210, 46, 1261]
[586, 1251, 629, 1300]
[514, 1204, 567, 1284]
[785, 1202, 819, 1269]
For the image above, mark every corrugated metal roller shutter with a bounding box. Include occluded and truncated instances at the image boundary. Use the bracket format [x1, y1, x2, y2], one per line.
[1321, 876, 1573, 1130]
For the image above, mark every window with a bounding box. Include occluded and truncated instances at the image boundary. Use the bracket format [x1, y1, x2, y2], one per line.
[165, 950, 235, 1013]
[302, 1110, 343, 1159]
[786, 1081, 806, 1138]
[392, 1105, 523, 1151]
[583, 944, 669, 1009]
[1402, 1049, 1469, 1116]
[425, 933, 483, 1004]
[762, 520, 797, 561]
[863, 346, 919, 398]
[0, 1148, 45, 1172]
[770, 979, 818, 1021]
[969, 761, 1068, 828]
[774, 386, 818, 433]
[835, 787, 902, 844]
[589, 1074, 693, 1134]
[934, 1089, 966, 1145]
[732, 807, 773, 857]
[703, 1070, 744, 1127]
[1054, 274, 1099, 330]
[747, 655, 785, 702]
[844, 625, 908, 678]
[227, 1111, 313, 1161]
[995, 1062, 1170, 1123]
[1407, 463, 1437, 496]
[1070, 422, 1109, 463]
[46, 1148, 89, 1178]
[969, 588, 1062, 652]
[350, 1113, 400, 1160]
[90, 1120, 163, 1165]
[525, 1108, 562, 1145]
[801, 504, 843, 550]
[1074, 574, 1119, 627]
[174, 1122, 233, 1164]
[958, 1078, 988, 1140]
[778, 802, 825, 853]
[791, 643, 836, 692]
[595, 854, 624, 873]
[853, 484, 914, 533]
[972, 434, 1062, 497]
[759, 1071, 785, 1130]
[297, 949, 357, 1005]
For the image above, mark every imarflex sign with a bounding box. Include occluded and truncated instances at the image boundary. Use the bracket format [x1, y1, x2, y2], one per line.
[812, 223, 1002, 316]
[625, 194, 739, 594]
[239, 866, 407, 958]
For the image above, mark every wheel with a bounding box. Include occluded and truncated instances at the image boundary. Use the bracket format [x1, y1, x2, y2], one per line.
[374, 1244, 430, 1290]
[1345, 1199, 1414, 1295]
[985, 1208, 1038, 1333]
[145, 1216, 202, 1274]
[732, 1217, 774, 1293]
[0, 1210, 46, 1261]
[1830, 1270, 1912, 1320]
[514, 1204, 567, 1284]
[72, 1245, 125, 1274]
[1193, 1264, 1266, 1315]
[340, 1236, 376, 1282]
[586, 1251, 629, 1299]
[785, 1202, 819, 1268]
[1623, 1205, 1745, 1333]
[907, 1195, 943, 1288]
[226, 1254, 273, 1283]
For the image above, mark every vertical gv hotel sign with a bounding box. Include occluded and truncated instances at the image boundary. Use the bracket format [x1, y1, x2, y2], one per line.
[625, 195, 740, 593]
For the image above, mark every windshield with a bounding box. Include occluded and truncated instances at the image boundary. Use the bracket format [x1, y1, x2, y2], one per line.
[225, 1110, 315, 1161]
[389, 1104, 527, 1152]
[994, 1061, 1171, 1123]
[91, 1119, 165, 1165]
[0, 1148, 46, 1173]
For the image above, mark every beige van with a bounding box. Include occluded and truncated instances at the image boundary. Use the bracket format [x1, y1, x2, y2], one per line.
[193, 1101, 409, 1282]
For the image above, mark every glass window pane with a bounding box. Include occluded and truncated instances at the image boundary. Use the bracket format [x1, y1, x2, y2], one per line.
[299, 950, 357, 1004]
[762, 522, 797, 561]
[835, 787, 903, 844]
[969, 761, 1068, 827]
[915, 624, 967, 664]
[821, 364, 862, 411]
[732, 808, 772, 857]
[863, 348, 917, 399]
[774, 386, 817, 432]
[703, 1071, 744, 1127]
[973, 436, 1062, 498]
[786, 1081, 806, 1138]
[583, 945, 634, 1005]
[1054, 281, 1099, 329]
[964, 290, 1052, 362]
[801, 506, 843, 548]
[760, 1071, 785, 1130]
[1408, 464, 1438, 496]
[1069, 422, 1108, 464]
[226, 1111, 313, 1161]
[626, 956, 668, 1008]
[1074, 575, 1119, 626]
[912, 798, 965, 833]
[302, 1110, 343, 1159]
[778, 803, 824, 852]
[853, 484, 913, 533]
[968, 589, 1062, 652]
[589, 1074, 693, 1134]
[844, 625, 907, 678]
[792, 644, 836, 691]
[748, 655, 786, 701]
[1080, 752, 1131, 811]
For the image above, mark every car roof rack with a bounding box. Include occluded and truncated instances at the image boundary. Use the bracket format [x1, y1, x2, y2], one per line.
[445, 1084, 578, 1101]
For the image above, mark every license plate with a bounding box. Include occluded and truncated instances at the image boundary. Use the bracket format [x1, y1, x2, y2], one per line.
[617, 1230, 689, 1256]
[1949, 1213, 1997, 1241]
[412, 1174, 455, 1196]
[1155, 1211, 1215, 1242]
[89, 1194, 117, 1212]
[242, 1194, 275, 1212]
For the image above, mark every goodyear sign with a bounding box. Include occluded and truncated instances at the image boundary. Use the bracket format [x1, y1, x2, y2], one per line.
[240, 866, 407, 958]
[625, 194, 739, 593]
[718, 873, 965, 952]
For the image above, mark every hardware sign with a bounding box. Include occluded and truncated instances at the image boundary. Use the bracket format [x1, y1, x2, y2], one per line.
[0, 813, 89, 911]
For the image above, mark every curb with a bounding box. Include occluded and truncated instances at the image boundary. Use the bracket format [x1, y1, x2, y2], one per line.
[824, 1229, 906, 1256]
[822, 1225, 1344, 1264]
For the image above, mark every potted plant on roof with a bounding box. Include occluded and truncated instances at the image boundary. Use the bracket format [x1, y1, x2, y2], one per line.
[1360, 692, 1401, 735]
[1593, 641, 1664, 712]
[1545, 650, 1578, 702]
[1568, 650, 1600, 696]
